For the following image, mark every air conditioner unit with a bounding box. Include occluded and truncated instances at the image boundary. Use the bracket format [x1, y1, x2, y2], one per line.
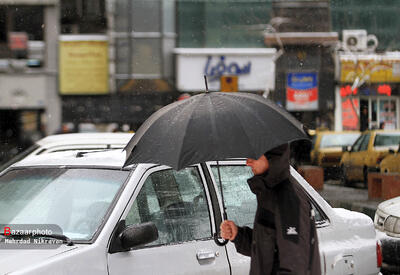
[342, 30, 367, 51]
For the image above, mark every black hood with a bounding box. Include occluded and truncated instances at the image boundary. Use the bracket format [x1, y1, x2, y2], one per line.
[262, 143, 290, 188]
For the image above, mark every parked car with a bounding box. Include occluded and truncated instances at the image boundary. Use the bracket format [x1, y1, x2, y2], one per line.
[374, 196, 400, 273]
[310, 131, 360, 179]
[380, 143, 400, 173]
[0, 150, 381, 274]
[0, 132, 133, 171]
[340, 130, 400, 186]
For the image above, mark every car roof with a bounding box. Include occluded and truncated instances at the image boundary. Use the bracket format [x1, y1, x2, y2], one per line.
[11, 150, 132, 169]
[36, 133, 134, 148]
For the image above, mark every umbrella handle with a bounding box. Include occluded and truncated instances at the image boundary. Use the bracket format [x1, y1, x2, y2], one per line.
[213, 232, 229, 246]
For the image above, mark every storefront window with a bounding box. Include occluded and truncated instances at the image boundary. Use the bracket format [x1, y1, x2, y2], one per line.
[379, 99, 397, 129]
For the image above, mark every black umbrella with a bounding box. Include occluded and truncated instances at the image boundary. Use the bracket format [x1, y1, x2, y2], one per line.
[123, 89, 308, 246]
[124, 92, 307, 170]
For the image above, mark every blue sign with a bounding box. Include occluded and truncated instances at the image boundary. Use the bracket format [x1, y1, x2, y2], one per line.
[287, 72, 318, 90]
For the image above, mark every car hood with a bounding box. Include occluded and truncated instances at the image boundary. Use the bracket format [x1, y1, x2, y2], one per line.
[0, 245, 79, 274]
[378, 196, 400, 217]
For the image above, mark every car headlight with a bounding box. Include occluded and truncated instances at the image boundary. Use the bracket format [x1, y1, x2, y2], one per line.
[384, 215, 400, 234]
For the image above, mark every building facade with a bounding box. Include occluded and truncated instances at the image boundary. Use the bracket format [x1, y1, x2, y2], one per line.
[335, 52, 400, 131]
[0, 0, 59, 163]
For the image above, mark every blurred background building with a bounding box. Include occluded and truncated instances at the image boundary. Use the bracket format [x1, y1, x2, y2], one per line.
[1, 0, 400, 163]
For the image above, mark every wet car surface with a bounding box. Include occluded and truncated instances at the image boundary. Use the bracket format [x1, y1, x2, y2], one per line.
[0, 150, 381, 274]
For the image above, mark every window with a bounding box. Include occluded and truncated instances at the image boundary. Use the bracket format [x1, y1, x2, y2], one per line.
[125, 167, 212, 246]
[310, 201, 329, 227]
[359, 133, 371, 151]
[351, 135, 365, 152]
[114, 0, 175, 82]
[374, 133, 400, 147]
[319, 133, 360, 148]
[0, 168, 128, 240]
[0, 5, 44, 59]
[210, 164, 329, 228]
[211, 165, 256, 228]
[379, 99, 397, 130]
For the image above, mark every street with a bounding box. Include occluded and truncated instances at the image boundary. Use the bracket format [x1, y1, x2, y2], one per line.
[319, 180, 382, 220]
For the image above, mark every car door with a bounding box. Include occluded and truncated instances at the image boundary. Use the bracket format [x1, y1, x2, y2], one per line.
[107, 165, 230, 275]
[205, 161, 255, 275]
[350, 133, 371, 181]
[204, 160, 359, 275]
[344, 134, 364, 181]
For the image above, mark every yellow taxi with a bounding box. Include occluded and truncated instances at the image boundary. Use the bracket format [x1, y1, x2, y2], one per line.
[379, 143, 400, 173]
[340, 130, 400, 186]
[310, 131, 360, 178]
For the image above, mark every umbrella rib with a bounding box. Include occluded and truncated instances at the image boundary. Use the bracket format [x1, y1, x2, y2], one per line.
[219, 95, 265, 158]
[124, 94, 204, 156]
[174, 96, 202, 169]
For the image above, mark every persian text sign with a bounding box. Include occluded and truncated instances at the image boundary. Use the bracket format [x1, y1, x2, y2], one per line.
[286, 72, 318, 111]
[174, 48, 276, 92]
[59, 35, 109, 94]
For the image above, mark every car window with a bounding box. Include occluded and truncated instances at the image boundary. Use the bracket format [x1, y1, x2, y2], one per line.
[351, 135, 365, 152]
[319, 133, 360, 148]
[125, 167, 212, 246]
[310, 201, 329, 226]
[210, 164, 328, 228]
[359, 133, 371, 151]
[374, 133, 400, 147]
[0, 168, 128, 241]
[211, 165, 257, 228]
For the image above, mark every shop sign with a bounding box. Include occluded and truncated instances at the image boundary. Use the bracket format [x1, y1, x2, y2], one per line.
[342, 98, 359, 130]
[286, 72, 318, 111]
[340, 56, 400, 83]
[8, 32, 28, 50]
[174, 48, 276, 92]
[59, 35, 109, 95]
[205, 56, 250, 82]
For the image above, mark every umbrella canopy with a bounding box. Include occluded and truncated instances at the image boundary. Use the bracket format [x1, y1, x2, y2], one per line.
[124, 92, 308, 170]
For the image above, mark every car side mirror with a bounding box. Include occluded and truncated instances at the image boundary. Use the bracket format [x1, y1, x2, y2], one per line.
[109, 220, 158, 253]
[119, 222, 158, 250]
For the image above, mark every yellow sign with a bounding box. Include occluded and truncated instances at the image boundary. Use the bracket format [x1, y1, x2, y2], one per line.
[220, 75, 238, 92]
[340, 58, 400, 83]
[59, 38, 109, 94]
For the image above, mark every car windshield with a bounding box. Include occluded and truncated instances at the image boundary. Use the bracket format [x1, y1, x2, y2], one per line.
[320, 133, 360, 148]
[374, 134, 400, 147]
[0, 168, 129, 241]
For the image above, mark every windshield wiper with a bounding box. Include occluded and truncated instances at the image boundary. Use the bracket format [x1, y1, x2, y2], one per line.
[0, 232, 74, 246]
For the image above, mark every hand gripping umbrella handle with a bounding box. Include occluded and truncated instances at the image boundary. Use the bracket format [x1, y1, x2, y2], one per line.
[213, 232, 229, 246]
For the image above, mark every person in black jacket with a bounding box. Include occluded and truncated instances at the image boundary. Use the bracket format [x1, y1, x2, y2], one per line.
[220, 143, 321, 275]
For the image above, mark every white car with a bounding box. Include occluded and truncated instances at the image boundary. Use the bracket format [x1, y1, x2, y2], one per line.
[0, 150, 381, 274]
[374, 196, 400, 273]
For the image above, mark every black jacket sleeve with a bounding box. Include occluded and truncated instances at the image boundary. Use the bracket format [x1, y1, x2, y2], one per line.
[232, 226, 253, 257]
